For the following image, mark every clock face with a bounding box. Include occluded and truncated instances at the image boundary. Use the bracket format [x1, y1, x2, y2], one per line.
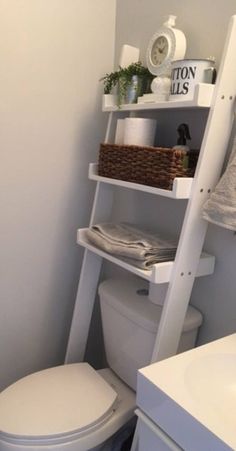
[151, 36, 169, 66]
[146, 23, 186, 77]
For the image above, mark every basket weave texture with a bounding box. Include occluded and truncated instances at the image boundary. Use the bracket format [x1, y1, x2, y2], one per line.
[98, 143, 198, 190]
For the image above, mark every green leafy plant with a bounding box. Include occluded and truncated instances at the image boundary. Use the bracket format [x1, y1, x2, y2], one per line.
[100, 62, 153, 106]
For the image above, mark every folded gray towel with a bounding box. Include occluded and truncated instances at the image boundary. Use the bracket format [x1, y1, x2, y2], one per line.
[202, 136, 236, 231]
[85, 223, 177, 269]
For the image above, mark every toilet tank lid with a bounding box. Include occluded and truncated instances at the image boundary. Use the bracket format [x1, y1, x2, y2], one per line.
[99, 277, 203, 333]
[0, 363, 117, 439]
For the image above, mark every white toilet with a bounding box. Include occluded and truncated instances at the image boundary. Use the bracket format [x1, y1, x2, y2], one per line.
[0, 276, 203, 451]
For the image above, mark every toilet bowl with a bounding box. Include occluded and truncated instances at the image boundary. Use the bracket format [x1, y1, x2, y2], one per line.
[0, 364, 135, 451]
[0, 275, 202, 450]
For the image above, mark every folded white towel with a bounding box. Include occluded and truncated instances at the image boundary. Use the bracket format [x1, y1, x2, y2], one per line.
[202, 136, 236, 231]
[85, 223, 177, 269]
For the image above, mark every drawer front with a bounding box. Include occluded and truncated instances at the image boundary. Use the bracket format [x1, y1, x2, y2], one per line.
[136, 409, 182, 451]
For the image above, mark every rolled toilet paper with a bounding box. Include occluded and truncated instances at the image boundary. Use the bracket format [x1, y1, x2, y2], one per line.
[123, 118, 157, 147]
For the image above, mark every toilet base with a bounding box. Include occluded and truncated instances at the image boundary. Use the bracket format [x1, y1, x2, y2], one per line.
[89, 418, 136, 451]
[0, 368, 136, 451]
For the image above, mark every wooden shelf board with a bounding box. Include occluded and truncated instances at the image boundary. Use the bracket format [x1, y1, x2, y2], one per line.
[89, 164, 193, 199]
[102, 83, 214, 112]
[77, 228, 215, 284]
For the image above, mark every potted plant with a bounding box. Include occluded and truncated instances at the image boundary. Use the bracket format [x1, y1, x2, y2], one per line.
[100, 62, 153, 106]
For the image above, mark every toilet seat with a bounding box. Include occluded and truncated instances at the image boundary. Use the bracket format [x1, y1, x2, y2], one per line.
[0, 363, 118, 444]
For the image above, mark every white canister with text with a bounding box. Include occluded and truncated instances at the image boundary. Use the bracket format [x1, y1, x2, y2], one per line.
[169, 59, 216, 101]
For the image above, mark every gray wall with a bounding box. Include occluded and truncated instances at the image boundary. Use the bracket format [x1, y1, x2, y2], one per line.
[115, 0, 236, 346]
[0, 0, 116, 390]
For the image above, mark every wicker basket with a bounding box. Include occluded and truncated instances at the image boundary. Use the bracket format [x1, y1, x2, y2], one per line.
[98, 143, 198, 190]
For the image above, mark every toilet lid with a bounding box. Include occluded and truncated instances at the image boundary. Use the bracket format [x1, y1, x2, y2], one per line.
[0, 363, 117, 439]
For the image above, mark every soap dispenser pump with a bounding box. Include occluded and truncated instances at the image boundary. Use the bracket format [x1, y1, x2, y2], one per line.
[176, 123, 191, 149]
[173, 123, 191, 168]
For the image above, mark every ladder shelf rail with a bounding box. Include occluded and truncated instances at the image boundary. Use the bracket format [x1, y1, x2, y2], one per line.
[65, 15, 236, 368]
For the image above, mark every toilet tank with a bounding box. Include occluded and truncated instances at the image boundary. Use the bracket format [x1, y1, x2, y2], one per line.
[98, 276, 203, 391]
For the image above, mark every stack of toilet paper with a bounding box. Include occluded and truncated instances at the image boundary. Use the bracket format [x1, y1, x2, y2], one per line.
[115, 117, 157, 147]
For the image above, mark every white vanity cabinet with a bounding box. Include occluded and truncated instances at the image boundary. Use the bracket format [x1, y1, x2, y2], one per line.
[135, 409, 182, 451]
[134, 334, 236, 451]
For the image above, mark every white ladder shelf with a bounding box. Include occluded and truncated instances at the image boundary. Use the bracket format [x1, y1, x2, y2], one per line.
[65, 15, 236, 365]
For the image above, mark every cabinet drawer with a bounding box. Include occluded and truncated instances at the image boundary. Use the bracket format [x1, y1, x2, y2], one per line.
[136, 409, 182, 451]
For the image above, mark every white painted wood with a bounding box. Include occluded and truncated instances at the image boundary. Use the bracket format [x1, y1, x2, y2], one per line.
[89, 163, 193, 199]
[151, 15, 236, 362]
[65, 250, 102, 363]
[65, 16, 235, 375]
[65, 182, 114, 363]
[102, 83, 214, 111]
[77, 228, 215, 283]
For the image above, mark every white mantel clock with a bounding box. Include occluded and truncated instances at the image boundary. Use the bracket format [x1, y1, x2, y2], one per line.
[140, 15, 186, 103]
